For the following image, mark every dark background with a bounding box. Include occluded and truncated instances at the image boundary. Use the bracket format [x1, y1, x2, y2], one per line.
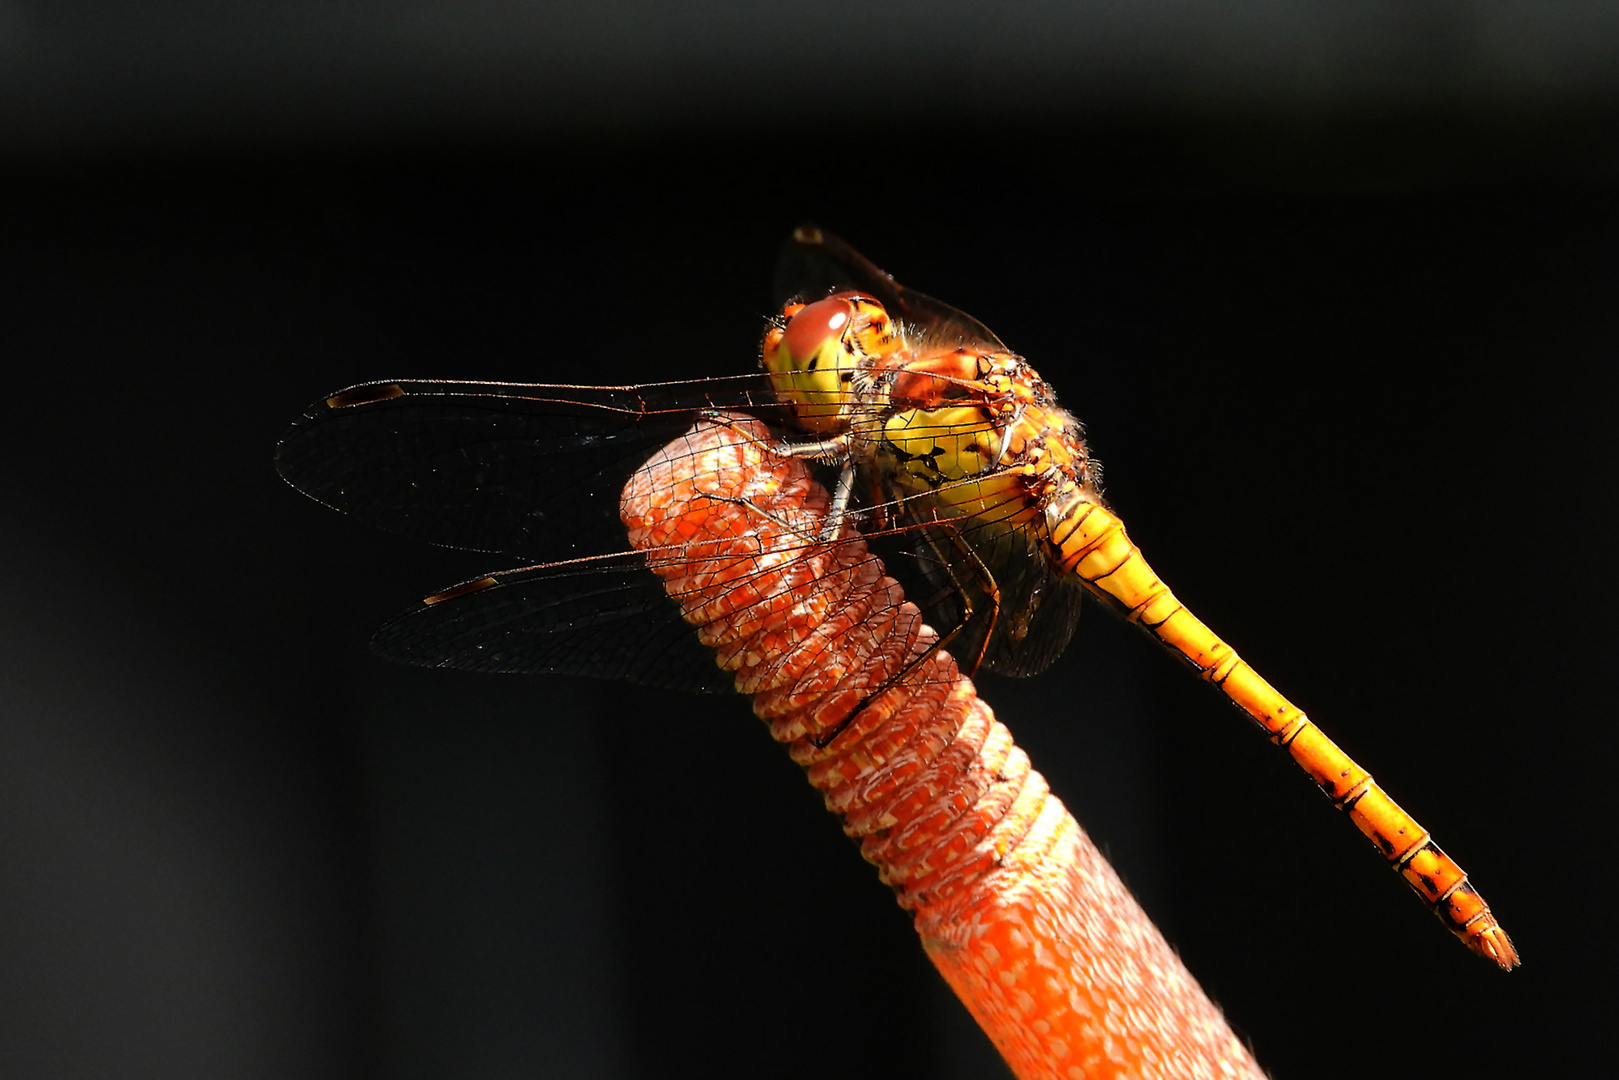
[3, 4, 1616, 1078]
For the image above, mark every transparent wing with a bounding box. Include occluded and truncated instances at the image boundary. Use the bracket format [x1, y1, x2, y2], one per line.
[773, 225, 1008, 351]
[281, 233, 1073, 688]
[881, 490, 1085, 679]
[369, 557, 733, 693]
[275, 374, 785, 561]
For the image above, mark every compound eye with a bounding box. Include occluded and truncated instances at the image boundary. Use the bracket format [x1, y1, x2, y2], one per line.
[779, 296, 856, 370]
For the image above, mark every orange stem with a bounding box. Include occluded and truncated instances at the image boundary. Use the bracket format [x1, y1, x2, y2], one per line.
[621, 415, 1265, 1080]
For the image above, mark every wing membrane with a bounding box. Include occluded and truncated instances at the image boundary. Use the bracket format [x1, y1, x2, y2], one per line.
[282, 232, 1077, 688]
[275, 374, 783, 561]
[774, 226, 1007, 351]
[878, 485, 1085, 679]
[370, 556, 732, 693]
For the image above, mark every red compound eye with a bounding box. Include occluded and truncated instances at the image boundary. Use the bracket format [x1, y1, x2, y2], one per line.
[780, 296, 855, 366]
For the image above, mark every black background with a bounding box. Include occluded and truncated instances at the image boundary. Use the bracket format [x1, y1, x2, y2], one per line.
[4, 8, 1618, 1078]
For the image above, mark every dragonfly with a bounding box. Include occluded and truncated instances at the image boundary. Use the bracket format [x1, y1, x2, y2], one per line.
[276, 226, 1517, 970]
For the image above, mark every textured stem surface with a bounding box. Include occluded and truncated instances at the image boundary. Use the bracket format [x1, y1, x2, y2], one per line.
[621, 416, 1265, 1080]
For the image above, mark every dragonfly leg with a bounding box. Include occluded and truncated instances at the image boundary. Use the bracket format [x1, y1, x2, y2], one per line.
[808, 621, 955, 750]
[695, 409, 846, 463]
[704, 492, 823, 546]
[955, 536, 1001, 671]
[811, 524, 1003, 751]
[915, 523, 1002, 678]
[770, 432, 851, 462]
[817, 460, 859, 543]
[699, 415, 861, 540]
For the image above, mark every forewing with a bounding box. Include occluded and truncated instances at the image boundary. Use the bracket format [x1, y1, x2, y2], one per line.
[274, 374, 781, 561]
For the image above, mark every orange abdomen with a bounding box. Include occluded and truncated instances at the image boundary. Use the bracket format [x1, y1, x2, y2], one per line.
[1047, 495, 1518, 969]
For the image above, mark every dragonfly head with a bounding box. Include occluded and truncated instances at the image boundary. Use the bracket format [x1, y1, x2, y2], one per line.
[762, 292, 897, 434]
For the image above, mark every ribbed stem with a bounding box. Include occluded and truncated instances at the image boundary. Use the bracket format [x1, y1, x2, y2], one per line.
[621, 415, 1266, 1080]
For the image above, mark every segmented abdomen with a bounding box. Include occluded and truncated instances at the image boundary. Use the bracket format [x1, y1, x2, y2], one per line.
[620, 415, 1265, 1080]
[1046, 494, 1518, 969]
